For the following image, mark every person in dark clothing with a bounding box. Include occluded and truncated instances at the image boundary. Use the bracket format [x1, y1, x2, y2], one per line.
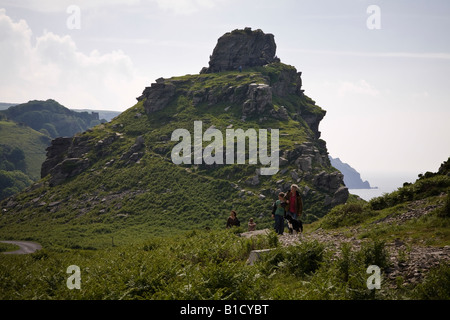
[272, 192, 287, 235]
[226, 210, 240, 228]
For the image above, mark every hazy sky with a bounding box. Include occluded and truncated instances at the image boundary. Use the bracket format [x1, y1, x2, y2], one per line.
[1, 0, 449, 187]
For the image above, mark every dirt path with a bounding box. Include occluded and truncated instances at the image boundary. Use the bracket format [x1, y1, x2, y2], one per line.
[0, 241, 42, 255]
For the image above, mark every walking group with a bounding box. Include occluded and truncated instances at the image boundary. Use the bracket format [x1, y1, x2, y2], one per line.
[226, 184, 303, 235]
[271, 184, 303, 235]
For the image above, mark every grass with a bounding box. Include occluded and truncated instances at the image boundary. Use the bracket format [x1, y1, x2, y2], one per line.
[0, 120, 50, 180]
[0, 229, 424, 300]
[1, 61, 449, 300]
[0, 242, 19, 253]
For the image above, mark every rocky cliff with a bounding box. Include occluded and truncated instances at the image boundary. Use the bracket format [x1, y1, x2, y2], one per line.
[329, 156, 373, 189]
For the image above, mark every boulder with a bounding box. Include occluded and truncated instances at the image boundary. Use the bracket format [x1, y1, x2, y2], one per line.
[242, 83, 273, 117]
[140, 81, 176, 114]
[201, 28, 278, 74]
[313, 171, 345, 193]
[270, 105, 289, 120]
[331, 186, 349, 206]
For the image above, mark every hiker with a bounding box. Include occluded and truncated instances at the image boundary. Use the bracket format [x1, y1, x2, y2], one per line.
[248, 218, 256, 231]
[284, 184, 303, 233]
[226, 210, 241, 228]
[272, 192, 287, 235]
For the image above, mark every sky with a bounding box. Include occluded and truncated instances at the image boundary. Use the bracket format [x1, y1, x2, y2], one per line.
[0, 0, 449, 190]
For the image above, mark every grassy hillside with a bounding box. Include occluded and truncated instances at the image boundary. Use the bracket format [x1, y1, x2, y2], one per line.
[0, 120, 50, 180]
[1, 99, 105, 138]
[0, 63, 340, 249]
[2, 63, 447, 300]
[0, 158, 448, 300]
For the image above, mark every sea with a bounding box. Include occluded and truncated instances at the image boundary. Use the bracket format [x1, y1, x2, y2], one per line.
[348, 171, 419, 201]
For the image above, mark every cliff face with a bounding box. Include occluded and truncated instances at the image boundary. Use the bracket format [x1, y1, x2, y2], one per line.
[329, 156, 373, 189]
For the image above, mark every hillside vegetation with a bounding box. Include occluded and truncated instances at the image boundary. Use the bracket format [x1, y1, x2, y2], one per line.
[0, 120, 50, 180]
[1, 99, 105, 139]
[0, 100, 111, 200]
[0, 62, 347, 250]
[1, 27, 448, 300]
[0, 103, 448, 301]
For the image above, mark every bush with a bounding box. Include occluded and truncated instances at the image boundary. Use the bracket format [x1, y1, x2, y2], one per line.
[284, 240, 325, 277]
[412, 263, 450, 299]
[359, 239, 391, 269]
[321, 203, 374, 229]
[0, 170, 33, 200]
[335, 240, 390, 299]
[336, 242, 354, 282]
[437, 191, 450, 218]
[370, 175, 450, 211]
[259, 240, 325, 278]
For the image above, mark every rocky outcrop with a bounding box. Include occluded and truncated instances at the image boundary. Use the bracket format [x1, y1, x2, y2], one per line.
[201, 28, 278, 74]
[139, 81, 176, 114]
[41, 135, 93, 186]
[242, 83, 273, 117]
[119, 135, 145, 165]
[313, 171, 345, 193]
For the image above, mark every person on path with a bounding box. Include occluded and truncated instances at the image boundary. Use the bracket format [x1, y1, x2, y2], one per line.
[284, 184, 303, 233]
[272, 192, 287, 235]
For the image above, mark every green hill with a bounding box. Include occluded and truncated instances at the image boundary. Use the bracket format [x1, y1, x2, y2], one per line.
[1, 99, 106, 138]
[0, 158, 448, 300]
[0, 28, 448, 301]
[0, 120, 50, 181]
[0, 29, 348, 249]
[0, 100, 111, 200]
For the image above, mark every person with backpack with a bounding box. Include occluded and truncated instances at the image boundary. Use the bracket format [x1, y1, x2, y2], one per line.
[272, 192, 287, 235]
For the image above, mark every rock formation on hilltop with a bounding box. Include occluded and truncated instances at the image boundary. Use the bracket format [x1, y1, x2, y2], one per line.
[135, 28, 349, 217]
[201, 27, 279, 74]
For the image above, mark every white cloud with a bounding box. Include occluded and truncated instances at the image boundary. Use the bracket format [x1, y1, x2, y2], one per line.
[337, 80, 380, 97]
[2, 0, 221, 15]
[286, 48, 450, 61]
[0, 9, 145, 110]
[0, 0, 141, 12]
[153, 0, 217, 15]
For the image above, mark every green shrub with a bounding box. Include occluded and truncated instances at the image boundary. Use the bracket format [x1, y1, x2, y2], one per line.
[259, 240, 325, 278]
[359, 239, 391, 269]
[321, 203, 374, 229]
[284, 240, 325, 277]
[412, 263, 450, 299]
[336, 242, 354, 282]
[437, 191, 450, 218]
[335, 240, 390, 300]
